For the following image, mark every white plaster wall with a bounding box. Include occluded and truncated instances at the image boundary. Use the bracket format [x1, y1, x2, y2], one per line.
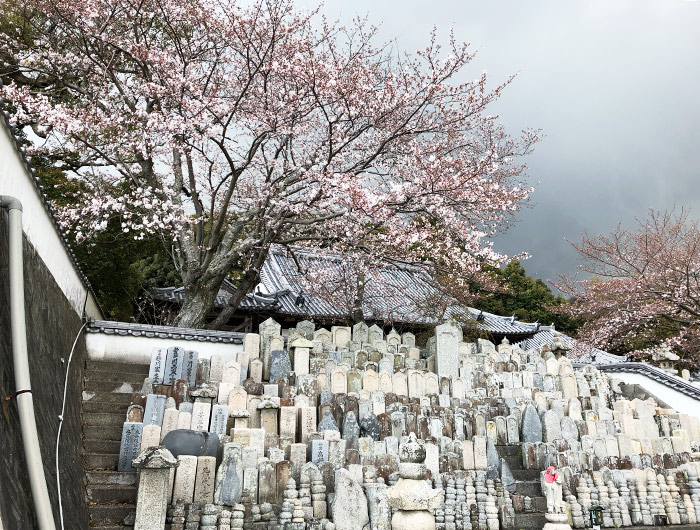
[0, 122, 101, 318]
[85, 332, 243, 364]
[611, 371, 700, 419]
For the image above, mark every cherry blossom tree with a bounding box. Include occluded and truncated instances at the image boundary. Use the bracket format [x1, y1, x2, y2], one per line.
[1, 0, 538, 328]
[555, 209, 700, 364]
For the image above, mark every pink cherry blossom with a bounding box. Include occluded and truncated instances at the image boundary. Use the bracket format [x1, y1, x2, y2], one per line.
[2, 0, 538, 327]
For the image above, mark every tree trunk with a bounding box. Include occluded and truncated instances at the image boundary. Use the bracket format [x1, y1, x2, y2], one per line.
[175, 281, 222, 329]
[351, 272, 366, 324]
[207, 267, 262, 330]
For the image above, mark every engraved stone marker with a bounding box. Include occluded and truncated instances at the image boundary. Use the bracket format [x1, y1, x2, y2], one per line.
[182, 350, 199, 387]
[209, 404, 229, 435]
[435, 321, 460, 379]
[148, 348, 167, 385]
[269, 350, 292, 383]
[172, 454, 197, 504]
[163, 346, 185, 385]
[190, 401, 212, 432]
[193, 455, 217, 504]
[118, 422, 144, 472]
[143, 394, 166, 426]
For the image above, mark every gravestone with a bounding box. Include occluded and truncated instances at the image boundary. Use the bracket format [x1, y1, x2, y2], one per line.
[332, 326, 352, 349]
[182, 350, 199, 387]
[368, 325, 384, 345]
[308, 439, 330, 465]
[140, 425, 161, 452]
[333, 468, 370, 530]
[269, 350, 292, 383]
[148, 348, 167, 385]
[343, 411, 361, 439]
[118, 422, 144, 472]
[214, 443, 244, 505]
[260, 317, 282, 379]
[193, 455, 217, 504]
[190, 401, 212, 431]
[353, 322, 369, 344]
[244, 333, 261, 359]
[560, 416, 579, 442]
[280, 406, 297, 440]
[435, 322, 460, 379]
[160, 408, 179, 442]
[360, 414, 382, 441]
[542, 410, 562, 442]
[163, 346, 185, 385]
[401, 332, 416, 348]
[172, 454, 197, 504]
[222, 361, 242, 385]
[386, 329, 401, 346]
[521, 404, 543, 443]
[143, 394, 166, 426]
[297, 320, 316, 340]
[318, 411, 340, 433]
[314, 328, 332, 344]
[210, 355, 225, 383]
[209, 404, 229, 435]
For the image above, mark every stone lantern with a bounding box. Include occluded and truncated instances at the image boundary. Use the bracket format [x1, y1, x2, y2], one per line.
[651, 344, 680, 375]
[550, 332, 571, 360]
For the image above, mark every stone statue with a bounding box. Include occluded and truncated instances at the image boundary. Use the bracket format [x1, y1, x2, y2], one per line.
[544, 466, 564, 513]
[542, 467, 572, 530]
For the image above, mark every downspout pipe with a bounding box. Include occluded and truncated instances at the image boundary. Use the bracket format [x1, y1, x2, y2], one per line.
[1, 195, 57, 530]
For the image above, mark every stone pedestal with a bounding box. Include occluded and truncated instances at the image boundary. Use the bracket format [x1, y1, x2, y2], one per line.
[132, 447, 178, 530]
[542, 512, 572, 530]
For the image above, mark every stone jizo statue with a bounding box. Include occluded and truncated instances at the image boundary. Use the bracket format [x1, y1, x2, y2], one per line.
[544, 466, 564, 514]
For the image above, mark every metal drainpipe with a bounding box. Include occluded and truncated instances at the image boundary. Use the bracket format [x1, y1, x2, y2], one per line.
[1, 195, 57, 530]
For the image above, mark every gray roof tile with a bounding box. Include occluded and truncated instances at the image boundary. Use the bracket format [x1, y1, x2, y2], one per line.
[153, 245, 540, 334]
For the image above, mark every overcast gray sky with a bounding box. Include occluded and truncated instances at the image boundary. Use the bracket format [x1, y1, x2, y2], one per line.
[298, 0, 700, 285]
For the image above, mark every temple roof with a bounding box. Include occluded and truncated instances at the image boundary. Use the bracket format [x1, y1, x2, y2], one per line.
[152, 245, 540, 335]
[514, 326, 626, 365]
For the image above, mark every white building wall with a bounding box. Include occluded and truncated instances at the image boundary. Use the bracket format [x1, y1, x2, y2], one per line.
[611, 370, 700, 419]
[0, 121, 101, 318]
[85, 332, 243, 364]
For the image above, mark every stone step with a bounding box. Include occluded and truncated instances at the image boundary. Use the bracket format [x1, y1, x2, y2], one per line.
[495, 445, 521, 457]
[82, 391, 135, 405]
[88, 504, 135, 526]
[513, 469, 540, 481]
[84, 438, 122, 455]
[84, 379, 141, 394]
[502, 455, 524, 470]
[85, 453, 120, 470]
[84, 424, 124, 441]
[514, 480, 541, 498]
[83, 412, 128, 427]
[82, 400, 131, 414]
[86, 360, 150, 375]
[84, 371, 150, 385]
[521, 496, 546, 512]
[86, 470, 138, 487]
[87, 484, 138, 504]
[514, 512, 547, 529]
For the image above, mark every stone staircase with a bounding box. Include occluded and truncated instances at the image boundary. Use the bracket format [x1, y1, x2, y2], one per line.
[82, 360, 150, 528]
[496, 445, 547, 530]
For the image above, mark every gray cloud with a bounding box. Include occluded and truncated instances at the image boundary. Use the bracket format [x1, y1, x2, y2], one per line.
[296, 0, 700, 284]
